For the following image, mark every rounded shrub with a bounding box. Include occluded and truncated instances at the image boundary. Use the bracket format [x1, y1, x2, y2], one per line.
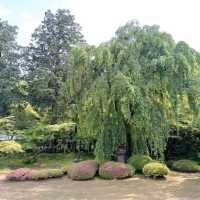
[32, 169, 65, 180]
[171, 160, 200, 173]
[128, 154, 153, 171]
[0, 141, 23, 154]
[6, 168, 34, 181]
[143, 162, 169, 178]
[68, 160, 99, 180]
[99, 161, 134, 179]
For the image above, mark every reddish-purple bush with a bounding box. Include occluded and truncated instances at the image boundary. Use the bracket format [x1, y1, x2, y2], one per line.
[6, 168, 34, 181]
[68, 160, 99, 180]
[99, 161, 135, 179]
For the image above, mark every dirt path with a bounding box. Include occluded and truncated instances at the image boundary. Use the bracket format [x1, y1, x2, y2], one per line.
[0, 172, 199, 200]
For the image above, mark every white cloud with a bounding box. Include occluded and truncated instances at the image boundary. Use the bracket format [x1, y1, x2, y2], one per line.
[65, 0, 200, 50]
[0, 5, 12, 18]
[17, 12, 42, 46]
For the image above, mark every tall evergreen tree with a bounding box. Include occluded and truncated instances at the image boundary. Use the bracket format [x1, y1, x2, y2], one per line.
[0, 19, 20, 115]
[25, 9, 84, 122]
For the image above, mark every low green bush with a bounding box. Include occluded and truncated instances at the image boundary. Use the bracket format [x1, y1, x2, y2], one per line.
[128, 154, 153, 171]
[143, 162, 169, 178]
[99, 161, 134, 179]
[68, 160, 99, 180]
[171, 160, 200, 173]
[33, 169, 65, 180]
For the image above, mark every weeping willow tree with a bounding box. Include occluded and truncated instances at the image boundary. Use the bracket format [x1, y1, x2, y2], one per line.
[63, 21, 200, 160]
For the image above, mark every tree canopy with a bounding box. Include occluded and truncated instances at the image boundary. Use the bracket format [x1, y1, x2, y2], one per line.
[0, 12, 200, 161]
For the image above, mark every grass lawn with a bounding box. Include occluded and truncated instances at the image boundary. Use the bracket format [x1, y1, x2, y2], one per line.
[0, 152, 94, 174]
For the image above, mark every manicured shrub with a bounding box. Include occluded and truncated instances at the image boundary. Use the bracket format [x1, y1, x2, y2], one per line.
[171, 160, 200, 173]
[6, 168, 66, 181]
[99, 161, 134, 179]
[68, 160, 99, 180]
[6, 168, 34, 181]
[32, 169, 65, 180]
[128, 154, 153, 171]
[143, 162, 169, 178]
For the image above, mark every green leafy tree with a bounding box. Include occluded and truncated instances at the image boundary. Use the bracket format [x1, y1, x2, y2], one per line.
[25, 9, 84, 122]
[0, 19, 20, 115]
[66, 21, 200, 160]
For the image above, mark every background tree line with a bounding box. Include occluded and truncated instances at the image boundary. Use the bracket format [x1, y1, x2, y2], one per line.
[0, 9, 200, 160]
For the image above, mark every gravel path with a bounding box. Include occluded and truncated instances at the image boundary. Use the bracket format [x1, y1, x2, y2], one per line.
[0, 172, 199, 200]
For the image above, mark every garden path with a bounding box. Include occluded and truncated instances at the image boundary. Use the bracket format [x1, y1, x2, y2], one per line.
[0, 172, 199, 200]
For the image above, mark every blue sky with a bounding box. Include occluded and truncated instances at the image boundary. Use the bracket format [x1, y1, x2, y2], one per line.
[0, 0, 200, 51]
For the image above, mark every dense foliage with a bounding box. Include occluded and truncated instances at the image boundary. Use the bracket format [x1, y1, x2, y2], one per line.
[143, 162, 169, 178]
[166, 126, 200, 160]
[0, 19, 20, 115]
[0, 141, 23, 154]
[68, 21, 200, 160]
[128, 155, 153, 171]
[0, 9, 200, 162]
[170, 160, 200, 172]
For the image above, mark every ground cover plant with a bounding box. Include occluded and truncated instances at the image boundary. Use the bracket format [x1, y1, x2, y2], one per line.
[170, 160, 200, 173]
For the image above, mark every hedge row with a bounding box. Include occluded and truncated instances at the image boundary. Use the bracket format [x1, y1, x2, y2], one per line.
[6, 167, 67, 181]
[166, 126, 200, 160]
[8, 156, 200, 182]
[7, 155, 173, 181]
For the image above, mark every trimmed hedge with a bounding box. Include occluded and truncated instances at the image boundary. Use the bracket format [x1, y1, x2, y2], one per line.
[171, 160, 200, 173]
[166, 127, 200, 160]
[68, 160, 99, 180]
[6, 168, 66, 181]
[143, 163, 169, 178]
[128, 155, 153, 171]
[32, 169, 65, 180]
[6, 168, 34, 181]
[99, 161, 134, 179]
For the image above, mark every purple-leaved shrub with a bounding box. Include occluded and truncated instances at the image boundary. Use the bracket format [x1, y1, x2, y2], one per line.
[6, 168, 34, 181]
[99, 161, 134, 179]
[68, 160, 99, 180]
